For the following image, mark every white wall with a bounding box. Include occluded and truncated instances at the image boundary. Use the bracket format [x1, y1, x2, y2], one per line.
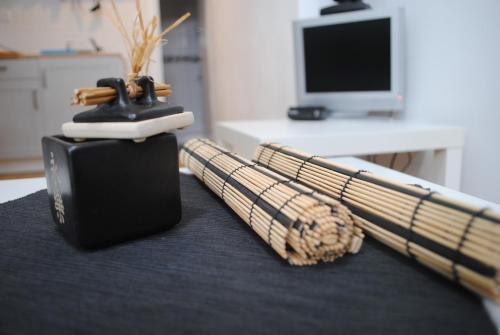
[297, 0, 500, 203]
[298, 0, 332, 19]
[203, 0, 298, 127]
[0, 0, 164, 82]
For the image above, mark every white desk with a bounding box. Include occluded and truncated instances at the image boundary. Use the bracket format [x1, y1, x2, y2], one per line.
[0, 161, 498, 330]
[215, 118, 465, 190]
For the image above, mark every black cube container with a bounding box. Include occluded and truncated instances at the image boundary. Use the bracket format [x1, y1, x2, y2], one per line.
[42, 133, 181, 248]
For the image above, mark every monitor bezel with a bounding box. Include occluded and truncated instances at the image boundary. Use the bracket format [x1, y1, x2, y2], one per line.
[294, 8, 405, 113]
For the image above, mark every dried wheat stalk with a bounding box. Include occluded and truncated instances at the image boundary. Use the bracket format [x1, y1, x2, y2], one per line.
[71, 0, 190, 106]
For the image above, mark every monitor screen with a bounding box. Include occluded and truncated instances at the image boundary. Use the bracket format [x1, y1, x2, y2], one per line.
[303, 18, 391, 93]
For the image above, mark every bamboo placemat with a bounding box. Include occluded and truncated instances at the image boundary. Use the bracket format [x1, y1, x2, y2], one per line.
[254, 143, 500, 301]
[180, 139, 364, 265]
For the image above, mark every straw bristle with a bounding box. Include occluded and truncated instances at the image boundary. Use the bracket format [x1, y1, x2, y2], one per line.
[108, 0, 191, 84]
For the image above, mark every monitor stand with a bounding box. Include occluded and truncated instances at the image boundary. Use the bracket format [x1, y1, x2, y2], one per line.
[320, 0, 371, 16]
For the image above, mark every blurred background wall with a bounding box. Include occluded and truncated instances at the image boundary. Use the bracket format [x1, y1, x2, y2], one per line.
[0, 0, 164, 81]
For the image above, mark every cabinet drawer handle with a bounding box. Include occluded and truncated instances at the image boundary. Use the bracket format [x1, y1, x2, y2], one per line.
[32, 90, 38, 110]
[0, 65, 7, 72]
[41, 70, 47, 88]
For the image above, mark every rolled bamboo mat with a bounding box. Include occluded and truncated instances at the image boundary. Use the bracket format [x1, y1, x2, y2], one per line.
[180, 139, 364, 266]
[254, 143, 500, 301]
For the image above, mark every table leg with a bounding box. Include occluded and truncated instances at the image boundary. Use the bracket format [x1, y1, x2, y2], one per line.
[434, 147, 463, 190]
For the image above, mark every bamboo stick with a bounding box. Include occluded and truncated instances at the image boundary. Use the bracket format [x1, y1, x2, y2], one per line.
[72, 84, 172, 106]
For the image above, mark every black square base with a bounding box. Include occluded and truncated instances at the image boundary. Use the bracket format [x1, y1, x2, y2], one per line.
[42, 133, 181, 248]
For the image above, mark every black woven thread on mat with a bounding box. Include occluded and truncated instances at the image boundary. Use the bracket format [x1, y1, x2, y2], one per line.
[268, 190, 312, 246]
[452, 208, 488, 281]
[339, 170, 366, 203]
[295, 155, 318, 181]
[255, 143, 272, 164]
[199, 139, 249, 192]
[221, 163, 257, 200]
[249, 180, 290, 230]
[202, 152, 226, 183]
[187, 141, 207, 170]
[406, 192, 436, 259]
[266, 145, 287, 168]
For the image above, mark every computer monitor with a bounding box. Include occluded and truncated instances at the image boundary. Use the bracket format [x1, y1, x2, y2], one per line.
[293, 8, 405, 114]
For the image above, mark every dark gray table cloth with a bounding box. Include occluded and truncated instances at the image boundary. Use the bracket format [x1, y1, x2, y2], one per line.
[0, 174, 496, 335]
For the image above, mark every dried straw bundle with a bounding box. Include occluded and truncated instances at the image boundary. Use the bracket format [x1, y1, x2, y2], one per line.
[254, 143, 500, 301]
[180, 139, 364, 266]
[71, 0, 190, 106]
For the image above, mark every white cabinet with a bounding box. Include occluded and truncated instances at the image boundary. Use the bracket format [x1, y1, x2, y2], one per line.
[0, 81, 44, 159]
[39, 57, 123, 135]
[0, 55, 123, 170]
